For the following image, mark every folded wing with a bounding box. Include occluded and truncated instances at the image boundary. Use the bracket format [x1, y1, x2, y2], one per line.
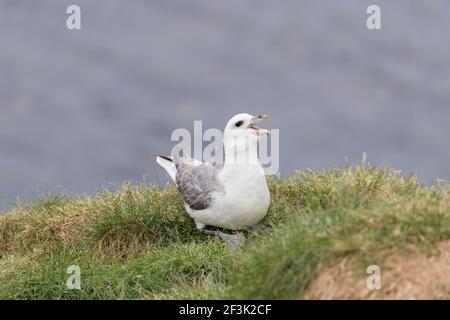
[176, 160, 224, 210]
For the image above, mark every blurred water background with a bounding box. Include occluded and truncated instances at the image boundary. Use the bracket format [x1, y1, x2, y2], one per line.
[1, 0, 449, 209]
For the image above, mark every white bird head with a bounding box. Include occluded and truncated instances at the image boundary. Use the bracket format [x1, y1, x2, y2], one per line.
[223, 113, 271, 151]
[224, 113, 271, 136]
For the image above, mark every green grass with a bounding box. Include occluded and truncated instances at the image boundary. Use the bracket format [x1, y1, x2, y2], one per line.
[0, 165, 449, 299]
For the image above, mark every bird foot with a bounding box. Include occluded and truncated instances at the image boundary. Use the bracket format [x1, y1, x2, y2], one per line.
[202, 229, 245, 247]
[202, 229, 219, 236]
[218, 232, 245, 247]
[249, 223, 268, 232]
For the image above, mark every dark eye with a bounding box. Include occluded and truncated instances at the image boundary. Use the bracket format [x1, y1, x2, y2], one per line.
[235, 120, 244, 127]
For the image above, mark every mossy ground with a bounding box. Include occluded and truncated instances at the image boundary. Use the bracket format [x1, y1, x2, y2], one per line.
[0, 165, 449, 299]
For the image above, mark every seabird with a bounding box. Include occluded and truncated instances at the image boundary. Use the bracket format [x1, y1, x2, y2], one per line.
[156, 113, 271, 245]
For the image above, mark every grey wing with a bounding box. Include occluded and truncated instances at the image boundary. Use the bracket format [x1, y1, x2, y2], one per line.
[175, 161, 224, 210]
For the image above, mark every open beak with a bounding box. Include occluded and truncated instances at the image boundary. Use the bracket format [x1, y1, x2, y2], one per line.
[249, 114, 271, 136]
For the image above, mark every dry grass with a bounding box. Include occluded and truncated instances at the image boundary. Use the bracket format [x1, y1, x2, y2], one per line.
[0, 197, 93, 252]
[305, 240, 450, 300]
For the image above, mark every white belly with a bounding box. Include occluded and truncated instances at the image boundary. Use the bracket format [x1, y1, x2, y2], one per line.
[187, 164, 270, 230]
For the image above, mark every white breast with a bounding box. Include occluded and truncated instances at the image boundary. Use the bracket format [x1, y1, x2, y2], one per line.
[190, 164, 270, 230]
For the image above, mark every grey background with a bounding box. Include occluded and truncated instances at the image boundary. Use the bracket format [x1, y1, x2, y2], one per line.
[1, 0, 449, 208]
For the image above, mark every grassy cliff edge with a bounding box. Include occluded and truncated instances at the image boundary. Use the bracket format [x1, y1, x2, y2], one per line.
[0, 165, 449, 299]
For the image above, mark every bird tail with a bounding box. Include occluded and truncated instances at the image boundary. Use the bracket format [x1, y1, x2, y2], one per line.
[156, 155, 177, 182]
